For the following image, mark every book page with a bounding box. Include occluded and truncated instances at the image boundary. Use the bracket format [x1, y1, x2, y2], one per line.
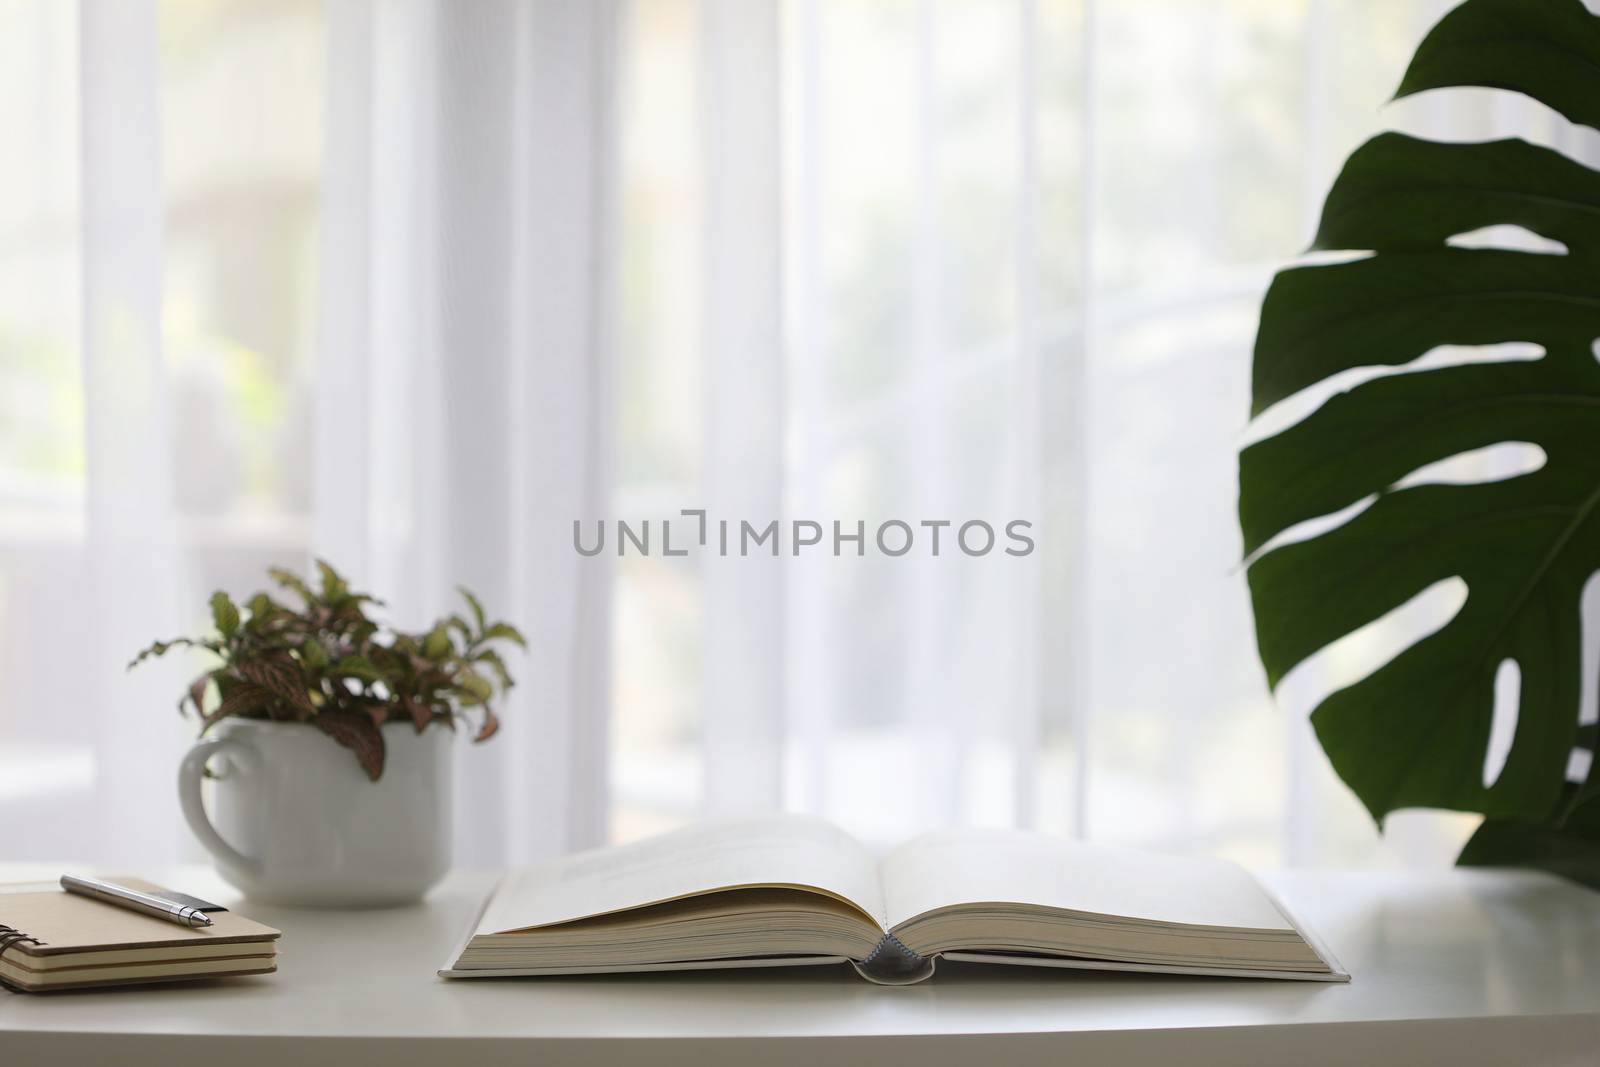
[478, 815, 887, 934]
[880, 828, 1294, 932]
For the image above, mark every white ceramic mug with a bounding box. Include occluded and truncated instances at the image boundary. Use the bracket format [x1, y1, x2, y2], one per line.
[178, 718, 452, 906]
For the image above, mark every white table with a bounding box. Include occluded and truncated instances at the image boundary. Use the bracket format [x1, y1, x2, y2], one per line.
[4, 865, 1599, 1066]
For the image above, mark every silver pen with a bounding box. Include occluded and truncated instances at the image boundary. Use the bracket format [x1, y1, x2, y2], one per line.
[60, 874, 214, 928]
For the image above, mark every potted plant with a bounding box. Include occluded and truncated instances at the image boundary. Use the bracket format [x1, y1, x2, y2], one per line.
[132, 560, 524, 905]
[1240, 0, 1600, 886]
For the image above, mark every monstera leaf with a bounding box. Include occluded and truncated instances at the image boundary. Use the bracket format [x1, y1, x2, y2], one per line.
[1242, 0, 1600, 886]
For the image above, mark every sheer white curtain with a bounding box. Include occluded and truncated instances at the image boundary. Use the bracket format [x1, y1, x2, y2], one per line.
[79, 0, 184, 866]
[0, 0, 620, 867]
[608, 0, 1592, 865]
[315, 0, 620, 864]
[4, 0, 1591, 869]
[607, 0, 1068, 845]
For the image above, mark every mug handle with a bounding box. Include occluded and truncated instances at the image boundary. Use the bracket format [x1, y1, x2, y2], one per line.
[177, 737, 262, 876]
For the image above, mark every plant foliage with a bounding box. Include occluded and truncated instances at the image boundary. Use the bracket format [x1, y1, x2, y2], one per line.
[130, 560, 525, 781]
[1242, 0, 1600, 886]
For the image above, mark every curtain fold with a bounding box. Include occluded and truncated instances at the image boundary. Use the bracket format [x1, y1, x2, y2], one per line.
[317, 0, 619, 864]
[80, 0, 185, 865]
[699, 0, 786, 814]
[766, 0, 1057, 841]
[503, 0, 621, 859]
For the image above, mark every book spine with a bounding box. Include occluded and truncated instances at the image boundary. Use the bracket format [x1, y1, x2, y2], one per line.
[850, 933, 936, 985]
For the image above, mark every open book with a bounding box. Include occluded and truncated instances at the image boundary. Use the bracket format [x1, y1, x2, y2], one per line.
[440, 816, 1346, 985]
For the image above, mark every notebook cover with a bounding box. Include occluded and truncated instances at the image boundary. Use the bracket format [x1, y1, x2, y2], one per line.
[0, 878, 280, 958]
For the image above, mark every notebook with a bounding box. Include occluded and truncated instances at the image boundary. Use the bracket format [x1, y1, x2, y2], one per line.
[0, 878, 280, 992]
[440, 815, 1347, 985]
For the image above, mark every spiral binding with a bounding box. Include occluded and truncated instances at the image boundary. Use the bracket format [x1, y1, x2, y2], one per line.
[0, 923, 43, 958]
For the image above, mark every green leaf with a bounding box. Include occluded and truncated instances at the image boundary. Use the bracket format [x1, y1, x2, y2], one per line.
[128, 639, 175, 669]
[244, 592, 285, 628]
[421, 625, 453, 661]
[331, 655, 385, 683]
[300, 638, 330, 669]
[1394, 0, 1600, 130]
[459, 587, 487, 633]
[1242, 0, 1600, 865]
[127, 636, 213, 670]
[268, 566, 316, 604]
[315, 558, 348, 602]
[480, 621, 526, 649]
[209, 591, 241, 638]
[473, 647, 514, 690]
[1459, 789, 1600, 891]
[456, 667, 493, 705]
[1251, 162, 1600, 417]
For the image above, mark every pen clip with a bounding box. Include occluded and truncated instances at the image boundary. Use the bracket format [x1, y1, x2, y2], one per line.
[158, 889, 228, 913]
